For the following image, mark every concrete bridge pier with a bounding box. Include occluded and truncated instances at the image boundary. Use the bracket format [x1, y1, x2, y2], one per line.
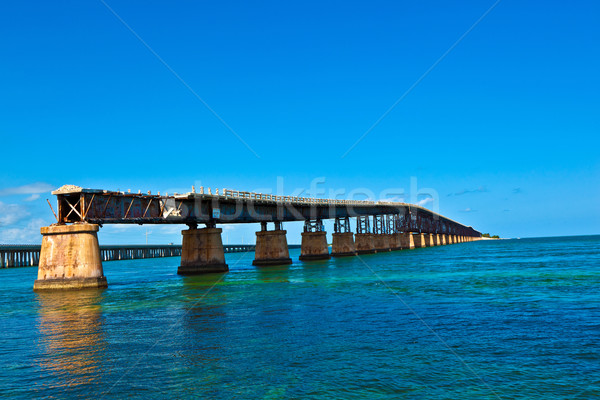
[253, 222, 293, 266]
[331, 233, 356, 257]
[355, 234, 376, 254]
[372, 215, 391, 252]
[427, 234, 435, 247]
[441, 234, 447, 245]
[34, 224, 107, 291]
[434, 234, 441, 246]
[331, 217, 356, 257]
[299, 220, 330, 261]
[398, 233, 415, 249]
[354, 216, 376, 254]
[373, 234, 391, 252]
[386, 216, 401, 251]
[413, 233, 427, 248]
[178, 225, 228, 275]
[389, 233, 402, 250]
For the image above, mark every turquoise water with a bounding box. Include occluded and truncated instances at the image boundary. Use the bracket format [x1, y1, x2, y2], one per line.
[1, 236, 599, 399]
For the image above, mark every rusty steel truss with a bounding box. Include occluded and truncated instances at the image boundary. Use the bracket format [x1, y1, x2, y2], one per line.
[50, 185, 481, 237]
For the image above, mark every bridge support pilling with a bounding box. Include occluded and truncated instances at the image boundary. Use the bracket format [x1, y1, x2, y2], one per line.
[252, 226, 292, 266]
[178, 227, 229, 274]
[413, 233, 427, 248]
[33, 224, 107, 291]
[388, 234, 400, 250]
[331, 232, 356, 257]
[427, 234, 435, 247]
[355, 233, 376, 254]
[299, 232, 330, 261]
[373, 234, 391, 252]
[397, 233, 414, 249]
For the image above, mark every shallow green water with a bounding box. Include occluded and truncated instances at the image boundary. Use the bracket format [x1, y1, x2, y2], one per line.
[1, 236, 599, 399]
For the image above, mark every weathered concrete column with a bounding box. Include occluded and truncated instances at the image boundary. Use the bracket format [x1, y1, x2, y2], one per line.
[427, 234, 435, 247]
[34, 224, 107, 291]
[299, 231, 330, 261]
[434, 234, 441, 246]
[178, 227, 228, 274]
[355, 233, 376, 254]
[389, 234, 402, 250]
[331, 232, 356, 257]
[373, 234, 391, 252]
[413, 233, 427, 248]
[441, 234, 447, 245]
[398, 233, 414, 249]
[253, 229, 292, 266]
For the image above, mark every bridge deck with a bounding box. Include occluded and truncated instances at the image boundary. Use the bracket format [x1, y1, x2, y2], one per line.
[50, 185, 480, 237]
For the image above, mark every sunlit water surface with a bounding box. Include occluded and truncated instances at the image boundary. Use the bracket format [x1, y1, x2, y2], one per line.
[1, 236, 599, 399]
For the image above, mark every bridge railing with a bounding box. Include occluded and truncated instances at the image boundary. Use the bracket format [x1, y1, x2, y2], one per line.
[222, 189, 377, 206]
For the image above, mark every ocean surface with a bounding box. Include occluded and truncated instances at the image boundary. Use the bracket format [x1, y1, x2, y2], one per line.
[1, 236, 599, 399]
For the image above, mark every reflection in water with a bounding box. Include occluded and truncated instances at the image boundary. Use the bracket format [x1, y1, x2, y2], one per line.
[255, 263, 292, 283]
[35, 290, 106, 393]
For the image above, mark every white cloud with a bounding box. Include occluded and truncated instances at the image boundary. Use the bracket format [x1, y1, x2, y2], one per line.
[0, 218, 45, 243]
[383, 196, 406, 203]
[24, 194, 41, 202]
[449, 186, 488, 196]
[0, 182, 54, 196]
[417, 197, 433, 206]
[460, 207, 477, 212]
[0, 202, 30, 226]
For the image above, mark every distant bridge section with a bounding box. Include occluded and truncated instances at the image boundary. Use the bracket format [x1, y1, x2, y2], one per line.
[1, 244, 268, 268]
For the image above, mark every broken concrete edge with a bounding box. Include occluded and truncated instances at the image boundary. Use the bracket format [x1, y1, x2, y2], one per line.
[40, 223, 100, 235]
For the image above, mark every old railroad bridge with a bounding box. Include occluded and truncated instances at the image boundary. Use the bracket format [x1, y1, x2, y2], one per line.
[33, 185, 482, 290]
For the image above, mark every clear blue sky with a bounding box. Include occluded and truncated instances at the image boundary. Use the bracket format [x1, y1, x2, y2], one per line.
[1, 1, 598, 244]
